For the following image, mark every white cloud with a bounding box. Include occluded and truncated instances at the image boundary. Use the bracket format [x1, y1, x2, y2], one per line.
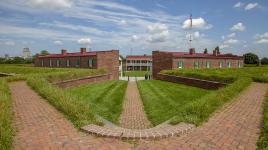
[245, 3, 258, 10]
[234, 2, 244, 8]
[26, 0, 72, 9]
[256, 39, 268, 44]
[182, 17, 212, 30]
[186, 31, 204, 39]
[224, 38, 239, 44]
[0, 40, 15, 46]
[146, 23, 169, 43]
[227, 33, 236, 38]
[256, 32, 268, 39]
[147, 30, 169, 43]
[221, 36, 225, 40]
[131, 35, 139, 41]
[230, 22, 246, 32]
[77, 38, 92, 45]
[54, 40, 63, 45]
[220, 44, 229, 49]
[147, 23, 168, 33]
[119, 20, 127, 25]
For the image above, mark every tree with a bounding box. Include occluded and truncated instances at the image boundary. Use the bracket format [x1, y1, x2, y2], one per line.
[40, 50, 49, 56]
[261, 57, 268, 65]
[215, 46, 220, 52]
[243, 53, 259, 64]
[204, 48, 208, 54]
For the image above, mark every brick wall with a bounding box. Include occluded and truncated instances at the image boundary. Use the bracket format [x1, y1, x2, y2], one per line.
[54, 74, 111, 88]
[96, 50, 119, 80]
[172, 58, 243, 69]
[157, 73, 227, 90]
[35, 50, 119, 80]
[152, 51, 173, 78]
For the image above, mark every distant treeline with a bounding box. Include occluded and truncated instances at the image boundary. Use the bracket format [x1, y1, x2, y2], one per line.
[0, 57, 33, 64]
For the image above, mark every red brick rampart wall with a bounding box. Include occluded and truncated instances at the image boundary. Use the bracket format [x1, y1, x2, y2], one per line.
[157, 73, 227, 90]
[96, 50, 119, 80]
[54, 74, 111, 88]
[152, 51, 173, 78]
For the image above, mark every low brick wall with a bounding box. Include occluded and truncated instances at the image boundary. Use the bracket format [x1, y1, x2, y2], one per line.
[157, 73, 227, 90]
[54, 74, 111, 88]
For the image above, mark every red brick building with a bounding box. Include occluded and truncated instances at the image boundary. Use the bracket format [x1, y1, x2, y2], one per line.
[153, 48, 244, 78]
[126, 55, 152, 71]
[35, 48, 119, 80]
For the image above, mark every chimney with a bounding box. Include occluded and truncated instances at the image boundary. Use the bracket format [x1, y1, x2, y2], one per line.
[80, 48, 86, 53]
[189, 48, 195, 55]
[61, 49, 67, 55]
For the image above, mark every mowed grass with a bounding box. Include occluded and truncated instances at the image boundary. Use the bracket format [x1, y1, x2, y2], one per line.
[66, 80, 128, 124]
[123, 71, 151, 77]
[137, 80, 210, 126]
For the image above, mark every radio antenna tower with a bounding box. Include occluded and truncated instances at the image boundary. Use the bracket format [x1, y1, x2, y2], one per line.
[189, 14, 193, 49]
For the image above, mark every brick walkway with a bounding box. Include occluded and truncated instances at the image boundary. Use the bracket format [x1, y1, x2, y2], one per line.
[119, 81, 151, 129]
[135, 82, 267, 150]
[10, 81, 130, 150]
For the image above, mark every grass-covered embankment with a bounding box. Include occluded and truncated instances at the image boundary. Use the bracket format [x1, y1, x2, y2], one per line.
[169, 77, 252, 125]
[66, 80, 128, 124]
[137, 80, 210, 126]
[0, 79, 13, 150]
[258, 90, 268, 149]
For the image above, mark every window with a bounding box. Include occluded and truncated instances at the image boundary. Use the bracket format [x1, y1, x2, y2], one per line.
[49, 59, 52, 67]
[194, 61, 200, 69]
[227, 61, 232, 68]
[219, 61, 224, 68]
[66, 59, 70, 67]
[206, 61, 211, 68]
[56, 60, 60, 67]
[177, 61, 184, 69]
[41, 60, 44, 67]
[238, 61, 241, 68]
[76, 59, 80, 67]
[88, 59, 93, 68]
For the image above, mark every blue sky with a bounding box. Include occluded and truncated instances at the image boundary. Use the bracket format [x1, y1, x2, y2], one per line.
[0, 0, 268, 57]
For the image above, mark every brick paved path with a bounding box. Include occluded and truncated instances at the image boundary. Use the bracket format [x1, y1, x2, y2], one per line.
[135, 82, 267, 150]
[10, 81, 130, 150]
[119, 81, 151, 129]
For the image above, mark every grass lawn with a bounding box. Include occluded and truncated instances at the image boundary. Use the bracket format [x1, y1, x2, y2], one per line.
[137, 80, 210, 126]
[123, 71, 151, 77]
[66, 80, 128, 124]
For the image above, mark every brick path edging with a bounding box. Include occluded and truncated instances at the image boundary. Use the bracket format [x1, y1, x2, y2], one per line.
[81, 123, 195, 140]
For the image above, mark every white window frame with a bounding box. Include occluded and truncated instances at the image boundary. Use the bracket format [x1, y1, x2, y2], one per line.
[56, 60, 60, 67]
[41, 60, 44, 67]
[206, 61, 211, 68]
[66, 59, 70, 67]
[227, 61, 232, 68]
[178, 61, 183, 69]
[88, 59, 93, 68]
[49, 59, 52, 67]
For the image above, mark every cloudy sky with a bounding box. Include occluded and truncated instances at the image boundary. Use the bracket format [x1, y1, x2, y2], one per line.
[0, 0, 267, 57]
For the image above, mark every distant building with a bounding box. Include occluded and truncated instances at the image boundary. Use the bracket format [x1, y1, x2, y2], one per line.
[126, 55, 152, 71]
[23, 48, 31, 59]
[152, 48, 244, 78]
[4, 54, 9, 59]
[35, 48, 119, 80]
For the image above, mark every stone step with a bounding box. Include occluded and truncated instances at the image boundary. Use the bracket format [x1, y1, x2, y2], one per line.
[81, 123, 195, 140]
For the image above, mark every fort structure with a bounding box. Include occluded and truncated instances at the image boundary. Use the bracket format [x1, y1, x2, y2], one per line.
[152, 48, 244, 78]
[34, 48, 119, 80]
